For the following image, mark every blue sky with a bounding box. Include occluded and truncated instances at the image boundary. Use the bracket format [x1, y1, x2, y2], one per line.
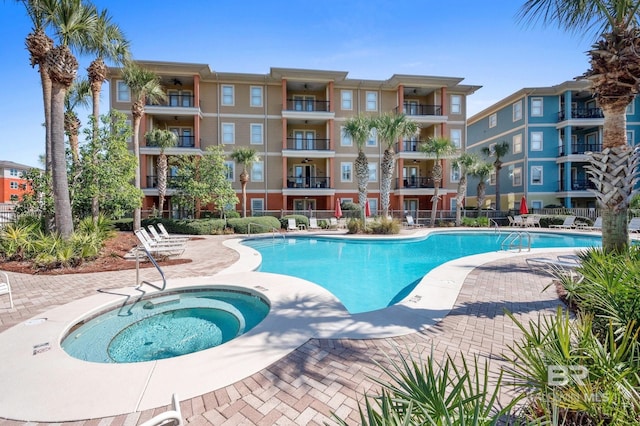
[1, 0, 593, 168]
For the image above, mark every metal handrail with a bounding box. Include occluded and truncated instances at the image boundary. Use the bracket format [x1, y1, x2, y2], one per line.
[247, 222, 284, 240]
[135, 245, 167, 291]
[501, 231, 531, 252]
[489, 218, 500, 234]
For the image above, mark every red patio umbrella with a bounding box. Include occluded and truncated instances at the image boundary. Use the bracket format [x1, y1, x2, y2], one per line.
[335, 198, 342, 218]
[520, 196, 529, 215]
[364, 200, 371, 217]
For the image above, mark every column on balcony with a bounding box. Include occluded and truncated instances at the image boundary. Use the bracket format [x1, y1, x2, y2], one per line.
[564, 127, 573, 208]
[440, 87, 447, 135]
[194, 74, 201, 149]
[398, 85, 404, 113]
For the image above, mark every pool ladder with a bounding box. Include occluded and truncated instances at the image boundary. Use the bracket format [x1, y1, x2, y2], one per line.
[135, 245, 167, 291]
[501, 231, 531, 252]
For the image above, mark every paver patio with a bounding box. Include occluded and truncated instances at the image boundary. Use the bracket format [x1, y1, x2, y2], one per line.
[0, 233, 563, 425]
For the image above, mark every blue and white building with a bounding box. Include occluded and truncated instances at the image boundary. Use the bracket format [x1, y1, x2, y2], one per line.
[466, 80, 640, 211]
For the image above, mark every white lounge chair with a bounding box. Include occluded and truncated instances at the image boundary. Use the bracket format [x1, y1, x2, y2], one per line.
[580, 217, 602, 231]
[549, 216, 577, 229]
[526, 255, 582, 281]
[405, 215, 423, 228]
[155, 223, 190, 242]
[508, 215, 525, 227]
[0, 271, 13, 309]
[135, 229, 185, 257]
[308, 218, 321, 230]
[148, 225, 189, 243]
[139, 394, 183, 426]
[629, 217, 640, 233]
[524, 215, 541, 227]
[138, 228, 185, 247]
[287, 218, 298, 231]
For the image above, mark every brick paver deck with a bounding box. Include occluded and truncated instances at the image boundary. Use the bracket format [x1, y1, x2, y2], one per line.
[0, 234, 562, 425]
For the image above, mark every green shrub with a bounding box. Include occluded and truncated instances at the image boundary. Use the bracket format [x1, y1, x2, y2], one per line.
[368, 217, 401, 234]
[346, 218, 367, 234]
[279, 215, 309, 230]
[224, 211, 241, 219]
[112, 218, 133, 231]
[143, 218, 228, 235]
[229, 216, 282, 234]
[460, 216, 489, 227]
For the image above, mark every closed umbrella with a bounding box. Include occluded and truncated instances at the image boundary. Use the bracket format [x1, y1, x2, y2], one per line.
[364, 200, 371, 217]
[520, 196, 529, 215]
[335, 198, 342, 218]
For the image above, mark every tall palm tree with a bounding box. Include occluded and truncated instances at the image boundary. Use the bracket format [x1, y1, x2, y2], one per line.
[519, 0, 640, 252]
[470, 163, 494, 214]
[451, 152, 480, 226]
[144, 128, 177, 216]
[343, 114, 372, 219]
[230, 147, 259, 218]
[374, 113, 419, 217]
[481, 140, 509, 212]
[121, 62, 166, 230]
[420, 137, 456, 227]
[64, 77, 91, 166]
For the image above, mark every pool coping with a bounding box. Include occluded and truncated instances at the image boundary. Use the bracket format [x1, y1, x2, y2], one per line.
[0, 228, 598, 421]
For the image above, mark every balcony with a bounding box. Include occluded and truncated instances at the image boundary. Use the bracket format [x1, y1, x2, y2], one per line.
[397, 140, 424, 152]
[557, 179, 596, 192]
[146, 135, 195, 148]
[286, 138, 330, 151]
[557, 108, 604, 121]
[396, 176, 434, 189]
[286, 176, 330, 189]
[284, 99, 330, 112]
[395, 103, 442, 116]
[146, 175, 185, 189]
[558, 143, 602, 156]
[146, 94, 195, 108]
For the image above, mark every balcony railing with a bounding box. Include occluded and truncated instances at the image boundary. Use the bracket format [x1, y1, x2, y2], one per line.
[558, 143, 602, 156]
[557, 179, 596, 191]
[286, 176, 330, 189]
[396, 176, 434, 189]
[146, 175, 185, 188]
[395, 104, 443, 116]
[146, 94, 195, 108]
[397, 140, 423, 152]
[285, 138, 330, 150]
[557, 108, 604, 121]
[284, 99, 330, 112]
[146, 135, 195, 148]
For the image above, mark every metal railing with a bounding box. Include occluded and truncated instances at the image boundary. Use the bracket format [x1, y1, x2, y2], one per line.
[147, 135, 195, 148]
[135, 245, 167, 291]
[285, 138, 330, 150]
[395, 103, 443, 116]
[397, 140, 424, 152]
[285, 99, 330, 112]
[396, 176, 435, 189]
[558, 143, 602, 156]
[501, 231, 531, 252]
[147, 94, 195, 108]
[557, 108, 604, 121]
[286, 176, 330, 188]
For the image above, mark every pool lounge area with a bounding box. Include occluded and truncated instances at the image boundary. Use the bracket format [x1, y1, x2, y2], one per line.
[0, 228, 618, 424]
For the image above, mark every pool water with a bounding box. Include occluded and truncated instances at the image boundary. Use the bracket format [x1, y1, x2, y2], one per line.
[62, 289, 269, 363]
[243, 231, 600, 314]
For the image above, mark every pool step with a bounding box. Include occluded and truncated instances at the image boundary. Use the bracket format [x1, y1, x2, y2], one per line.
[143, 296, 180, 309]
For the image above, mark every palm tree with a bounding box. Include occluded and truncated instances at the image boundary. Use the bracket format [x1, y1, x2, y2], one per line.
[451, 153, 480, 226]
[64, 77, 91, 166]
[144, 129, 177, 216]
[470, 163, 494, 213]
[121, 62, 166, 230]
[230, 147, 259, 218]
[481, 141, 509, 212]
[518, 0, 640, 252]
[374, 113, 419, 217]
[342, 115, 372, 219]
[420, 137, 456, 227]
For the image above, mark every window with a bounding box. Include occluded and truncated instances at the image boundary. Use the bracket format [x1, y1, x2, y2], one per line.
[250, 124, 263, 145]
[368, 163, 377, 181]
[512, 167, 522, 186]
[513, 134, 522, 154]
[532, 200, 543, 210]
[251, 161, 264, 182]
[489, 113, 497, 128]
[531, 166, 543, 185]
[221, 85, 234, 106]
[116, 80, 130, 102]
[9, 168, 18, 177]
[224, 161, 235, 181]
[531, 98, 543, 117]
[251, 199, 264, 214]
[368, 198, 378, 215]
[513, 101, 522, 121]
[450, 129, 462, 148]
[181, 90, 193, 107]
[450, 95, 462, 114]
[341, 126, 352, 146]
[222, 123, 235, 144]
[627, 101, 635, 115]
[10, 181, 18, 189]
[450, 165, 461, 183]
[341, 90, 352, 110]
[367, 128, 377, 147]
[530, 132, 543, 151]
[366, 92, 377, 111]
[627, 130, 634, 144]
[341, 162, 353, 182]
[250, 86, 263, 107]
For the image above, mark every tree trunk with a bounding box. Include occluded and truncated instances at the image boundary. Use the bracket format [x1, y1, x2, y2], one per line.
[477, 182, 486, 213]
[157, 154, 167, 215]
[380, 148, 395, 217]
[494, 164, 502, 212]
[355, 151, 369, 220]
[240, 170, 249, 218]
[51, 82, 74, 238]
[132, 111, 142, 230]
[430, 182, 440, 228]
[455, 175, 467, 226]
[40, 67, 55, 232]
[90, 82, 102, 224]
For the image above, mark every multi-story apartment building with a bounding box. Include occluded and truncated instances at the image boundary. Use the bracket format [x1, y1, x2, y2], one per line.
[466, 80, 640, 211]
[108, 61, 479, 218]
[0, 160, 36, 204]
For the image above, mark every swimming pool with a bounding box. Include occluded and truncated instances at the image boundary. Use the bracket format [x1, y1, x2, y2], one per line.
[243, 231, 600, 314]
